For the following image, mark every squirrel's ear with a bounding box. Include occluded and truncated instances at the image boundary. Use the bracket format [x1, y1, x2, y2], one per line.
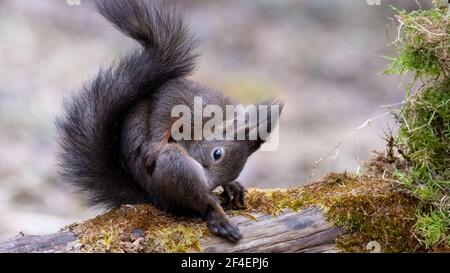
[246, 98, 284, 153]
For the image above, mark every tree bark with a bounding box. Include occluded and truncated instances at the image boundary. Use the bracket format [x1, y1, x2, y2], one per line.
[0, 207, 346, 253]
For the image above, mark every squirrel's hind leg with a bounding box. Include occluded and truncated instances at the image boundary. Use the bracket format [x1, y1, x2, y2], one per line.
[144, 143, 243, 242]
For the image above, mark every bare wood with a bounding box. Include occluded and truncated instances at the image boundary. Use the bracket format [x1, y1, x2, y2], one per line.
[198, 207, 345, 253]
[0, 231, 77, 253]
[0, 207, 346, 253]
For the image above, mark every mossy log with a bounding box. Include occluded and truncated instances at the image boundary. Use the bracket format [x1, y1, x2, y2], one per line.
[0, 172, 425, 253]
[0, 207, 345, 253]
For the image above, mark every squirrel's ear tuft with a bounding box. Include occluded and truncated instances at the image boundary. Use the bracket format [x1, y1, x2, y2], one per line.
[246, 98, 284, 153]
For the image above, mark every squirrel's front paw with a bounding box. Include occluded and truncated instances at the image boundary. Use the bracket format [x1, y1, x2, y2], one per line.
[206, 208, 242, 242]
[220, 181, 246, 210]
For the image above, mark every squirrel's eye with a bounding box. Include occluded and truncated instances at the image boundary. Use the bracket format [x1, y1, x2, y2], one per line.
[212, 147, 223, 161]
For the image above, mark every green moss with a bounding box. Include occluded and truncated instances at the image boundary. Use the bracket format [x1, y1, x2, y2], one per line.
[244, 172, 420, 252]
[69, 204, 208, 253]
[384, 7, 450, 78]
[384, 4, 450, 249]
[146, 225, 205, 253]
[384, 45, 441, 77]
[415, 209, 449, 248]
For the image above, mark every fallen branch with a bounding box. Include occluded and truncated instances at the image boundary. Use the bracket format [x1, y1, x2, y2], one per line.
[0, 207, 345, 253]
[0, 172, 424, 253]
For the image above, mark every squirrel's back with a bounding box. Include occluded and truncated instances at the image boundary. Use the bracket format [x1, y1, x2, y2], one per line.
[56, 0, 197, 208]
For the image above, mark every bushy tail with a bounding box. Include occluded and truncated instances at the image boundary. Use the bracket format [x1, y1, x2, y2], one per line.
[56, 0, 197, 208]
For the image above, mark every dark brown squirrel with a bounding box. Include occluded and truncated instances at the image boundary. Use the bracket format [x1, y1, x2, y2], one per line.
[56, 0, 283, 242]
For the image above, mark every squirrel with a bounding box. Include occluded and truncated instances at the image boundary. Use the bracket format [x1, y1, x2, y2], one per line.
[56, 0, 283, 242]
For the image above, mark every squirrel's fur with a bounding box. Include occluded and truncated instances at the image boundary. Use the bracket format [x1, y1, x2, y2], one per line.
[57, 0, 282, 242]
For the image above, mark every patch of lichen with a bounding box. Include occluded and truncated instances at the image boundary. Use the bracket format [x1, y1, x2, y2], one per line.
[242, 172, 420, 252]
[69, 204, 208, 253]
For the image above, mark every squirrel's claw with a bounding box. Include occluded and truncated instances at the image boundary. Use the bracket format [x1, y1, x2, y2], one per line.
[221, 181, 246, 209]
[206, 207, 243, 242]
[207, 216, 242, 242]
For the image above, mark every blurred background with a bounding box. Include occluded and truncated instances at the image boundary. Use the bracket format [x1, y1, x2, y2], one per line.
[0, 0, 433, 240]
